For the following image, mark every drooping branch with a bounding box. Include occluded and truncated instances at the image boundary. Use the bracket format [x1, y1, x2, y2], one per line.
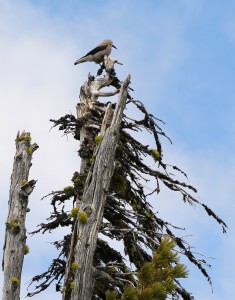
[2, 131, 38, 300]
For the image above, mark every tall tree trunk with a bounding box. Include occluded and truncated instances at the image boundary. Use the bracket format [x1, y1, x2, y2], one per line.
[71, 75, 130, 300]
[2, 131, 38, 300]
[62, 57, 130, 299]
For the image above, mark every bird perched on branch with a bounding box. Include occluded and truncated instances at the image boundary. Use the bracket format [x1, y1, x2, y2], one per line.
[74, 39, 117, 65]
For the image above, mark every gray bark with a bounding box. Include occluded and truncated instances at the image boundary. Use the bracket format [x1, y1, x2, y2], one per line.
[62, 60, 130, 299]
[2, 131, 38, 300]
[76, 58, 119, 175]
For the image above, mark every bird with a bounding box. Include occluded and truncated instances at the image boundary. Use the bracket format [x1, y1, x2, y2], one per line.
[74, 39, 117, 65]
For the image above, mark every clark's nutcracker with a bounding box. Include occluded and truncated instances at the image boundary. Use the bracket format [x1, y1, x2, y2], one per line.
[74, 39, 117, 65]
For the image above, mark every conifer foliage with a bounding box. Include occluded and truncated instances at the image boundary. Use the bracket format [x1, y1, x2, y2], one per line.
[106, 237, 188, 300]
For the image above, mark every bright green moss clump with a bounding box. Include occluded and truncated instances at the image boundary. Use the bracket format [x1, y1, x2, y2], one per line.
[71, 261, 79, 271]
[70, 281, 75, 289]
[11, 277, 20, 285]
[95, 135, 103, 145]
[151, 149, 161, 161]
[12, 223, 19, 230]
[63, 186, 73, 194]
[79, 211, 88, 224]
[16, 135, 27, 142]
[70, 207, 79, 218]
[9, 218, 20, 231]
[16, 135, 32, 142]
[21, 179, 28, 186]
[24, 245, 30, 255]
[27, 147, 33, 154]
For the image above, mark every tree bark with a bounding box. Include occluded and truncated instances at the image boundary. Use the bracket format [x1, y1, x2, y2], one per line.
[62, 72, 130, 300]
[2, 131, 38, 300]
[76, 62, 119, 175]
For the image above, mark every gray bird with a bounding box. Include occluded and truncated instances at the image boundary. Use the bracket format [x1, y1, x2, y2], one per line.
[74, 39, 117, 65]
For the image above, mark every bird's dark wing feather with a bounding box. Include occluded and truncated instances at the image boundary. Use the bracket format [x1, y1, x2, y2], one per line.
[81, 45, 107, 58]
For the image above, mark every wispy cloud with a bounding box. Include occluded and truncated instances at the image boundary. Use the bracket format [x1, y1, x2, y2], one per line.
[0, 1, 234, 299]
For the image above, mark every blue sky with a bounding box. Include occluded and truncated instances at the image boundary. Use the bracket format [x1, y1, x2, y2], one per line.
[0, 1, 235, 299]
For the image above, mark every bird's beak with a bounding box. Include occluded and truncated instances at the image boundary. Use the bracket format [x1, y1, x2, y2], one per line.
[112, 44, 117, 49]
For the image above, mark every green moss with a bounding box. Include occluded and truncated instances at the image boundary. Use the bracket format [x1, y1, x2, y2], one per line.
[71, 261, 79, 271]
[79, 211, 88, 224]
[107, 267, 117, 274]
[95, 135, 103, 145]
[70, 207, 79, 218]
[16, 135, 27, 142]
[71, 172, 79, 181]
[73, 178, 80, 185]
[73, 178, 83, 189]
[63, 186, 73, 194]
[24, 245, 30, 255]
[123, 266, 130, 274]
[11, 277, 20, 285]
[9, 218, 20, 231]
[12, 222, 19, 230]
[21, 179, 28, 186]
[151, 149, 161, 161]
[27, 147, 33, 154]
[70, 281, 75, 289]
[16, 135, 32, 142]
[71, 173, 88, 193]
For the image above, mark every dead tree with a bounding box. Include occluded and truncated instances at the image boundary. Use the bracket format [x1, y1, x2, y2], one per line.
[62, 57, 130, 299]
[27, 55, 227, 300]
[2, 131, 38, 300]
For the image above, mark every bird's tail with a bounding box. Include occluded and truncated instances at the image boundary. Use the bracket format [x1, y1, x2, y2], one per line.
[74, 56, 90, 65]
[74, 59, 82, 65]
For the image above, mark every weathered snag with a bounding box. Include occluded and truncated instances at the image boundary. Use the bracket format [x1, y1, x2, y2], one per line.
[2, 131, 38, 300]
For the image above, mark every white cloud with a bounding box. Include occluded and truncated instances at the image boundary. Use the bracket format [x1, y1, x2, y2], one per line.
[0, 1, 234, 299]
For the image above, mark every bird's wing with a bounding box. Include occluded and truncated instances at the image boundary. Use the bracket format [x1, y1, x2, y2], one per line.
[80, 45, 108, 59]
